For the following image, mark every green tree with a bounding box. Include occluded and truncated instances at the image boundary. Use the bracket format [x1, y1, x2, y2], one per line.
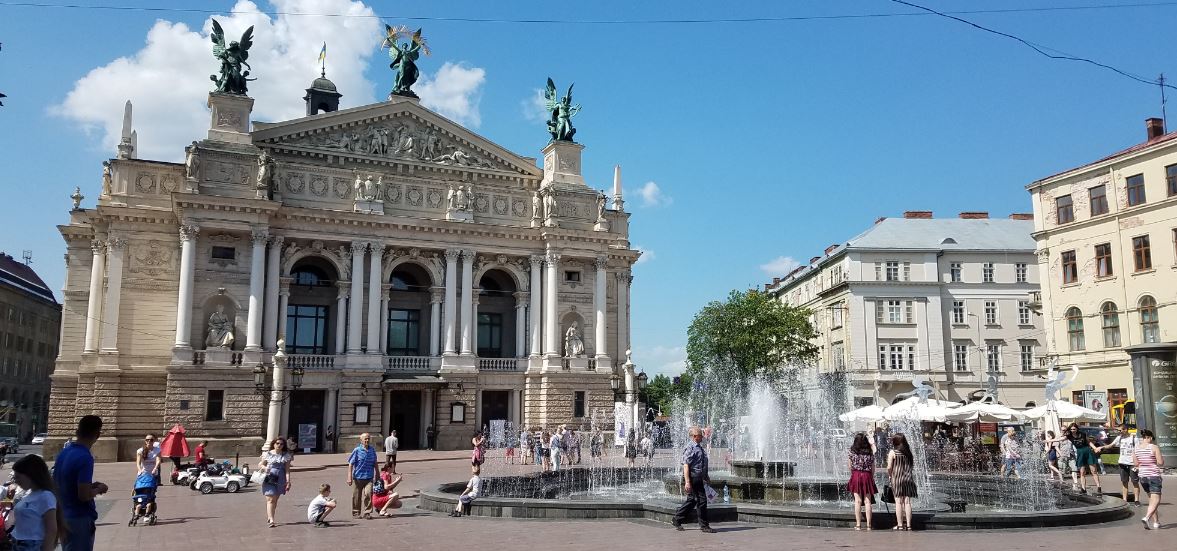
[686, 289, 818, 390]
[641, 372, 695, 415]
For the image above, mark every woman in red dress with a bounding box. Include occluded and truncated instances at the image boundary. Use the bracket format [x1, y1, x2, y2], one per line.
[371, 461, 405, 516]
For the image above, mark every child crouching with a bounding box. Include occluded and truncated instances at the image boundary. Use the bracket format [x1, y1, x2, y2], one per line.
[307, 483, 337, 527]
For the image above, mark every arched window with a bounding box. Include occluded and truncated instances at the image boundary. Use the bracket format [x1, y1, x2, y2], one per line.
[388, 271, 420, 291]
[1101, 302, 1120, 348]
[1066, 307, 1085, 351]
[291, 266, 330, 287]
[1025, 401, 1037, 408]
[1140, 295, 1160, 343]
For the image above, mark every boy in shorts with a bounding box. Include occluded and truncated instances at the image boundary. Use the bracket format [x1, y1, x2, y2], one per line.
[307, 483, 337, 527]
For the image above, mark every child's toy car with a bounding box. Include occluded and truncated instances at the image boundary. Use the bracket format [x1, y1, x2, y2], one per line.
[194, 469, 249, 494]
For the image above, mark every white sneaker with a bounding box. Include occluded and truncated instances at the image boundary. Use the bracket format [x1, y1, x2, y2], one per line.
[1141, 517, 1151, 530]
[1153, 522, 1161, 530]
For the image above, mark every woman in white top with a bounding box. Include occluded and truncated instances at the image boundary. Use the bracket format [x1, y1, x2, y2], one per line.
[135, 434, 162, 482]
[1133, 429, 1164, 530]
[11, 454, 60, 551]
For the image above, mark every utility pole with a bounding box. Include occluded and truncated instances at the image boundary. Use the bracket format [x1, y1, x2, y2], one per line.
[1160, 73, 1168, 130]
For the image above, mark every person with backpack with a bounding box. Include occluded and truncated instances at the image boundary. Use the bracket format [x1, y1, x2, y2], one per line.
[1106, 426, 1142, 505]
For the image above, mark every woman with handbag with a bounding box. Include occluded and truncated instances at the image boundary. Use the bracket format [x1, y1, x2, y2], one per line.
[886, 433, 918, 530]
[258, 438, 293, 528]
[847, 433, 877, 530]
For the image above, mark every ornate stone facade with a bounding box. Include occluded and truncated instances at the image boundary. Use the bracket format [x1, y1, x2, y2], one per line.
[48, 91, 640, 461]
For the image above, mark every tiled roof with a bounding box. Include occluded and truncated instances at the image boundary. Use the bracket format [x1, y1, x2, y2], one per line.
[0, 253, 57, 304]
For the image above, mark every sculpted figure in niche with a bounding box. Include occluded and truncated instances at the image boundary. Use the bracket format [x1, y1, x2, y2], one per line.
[364, 174, 381, 201]
[205, 305, 235, 349]
[532, 191, 541, 220]
[395, 127, 415, 156]
[596, 192, 607, 222]
[543, 190, 558, 225]
[564, 321, 585, 357]
[255, 150, 273, 191]
[185, 141, 200, 180]
[421, 130, 441, 160]
[448, 184, 471, 212]
[101, 161, 113, 196]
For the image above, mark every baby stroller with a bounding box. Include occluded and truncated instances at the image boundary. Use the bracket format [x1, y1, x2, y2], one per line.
[129, 472, 158, 526]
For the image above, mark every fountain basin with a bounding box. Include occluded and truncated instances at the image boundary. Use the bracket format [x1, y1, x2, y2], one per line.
[730, 460, 796, 479]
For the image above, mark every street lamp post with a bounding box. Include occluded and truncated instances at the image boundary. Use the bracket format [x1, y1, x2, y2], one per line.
[257, 339, 304, 451]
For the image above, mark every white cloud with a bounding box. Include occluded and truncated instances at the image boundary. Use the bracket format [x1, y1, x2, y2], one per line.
[633, 245, 654, 265]
[760, 256, 801, 277]
[54, 0, 383, 161]
[521, 88, 548, 123]
[632, 181, 672, 208]
[417, 61, 486, 128]
[633, 344, 687, 377]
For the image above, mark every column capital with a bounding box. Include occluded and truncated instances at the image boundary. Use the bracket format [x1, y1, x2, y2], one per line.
[369, 242, 386, 256]
[545, 251, 561, 265]
[381, 283, 392, 300]
[335, 280, 351, 298]
[470, 288, 482, 307]
[179, 224, 200, 243]
[594, 256, 608, 270]
[461, 249, 477, 260]
[429, 286, 445, 304]
[529, 254, 544, 268]
[615, 270, 632, 283]
[90, 239, 107, 255]
[106, 236, 128, 251]
[513, 291, 529, 306]
[250, 227, 269, 244]
[268, 235, 285, 249]
[351, 241, 369, 254]
[279, 276, 292, 294]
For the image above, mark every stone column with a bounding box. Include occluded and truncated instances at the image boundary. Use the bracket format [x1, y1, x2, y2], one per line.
[173, 224, 199, 349]
[528, 256, 543, 357]
[429, 287, 443, 356]
[543, 251, 561, 356]
[616, 270, 631, 359]
[514, 292, 528, 358]
[244, 227, 269, 351]
[323, 389, 337, 452]
[334, 281, 349, 355]
[347, 241, 367, 354]
[469, 289, 481, 357]
[442, 249, 459, 355]
[459, 250, 475, 356]
[594, 257, 608, 359]
[265, 347, 286, 449]
[366, 243, 384, 354]
[84, 239, 107, 353]
[277, 279, 290, 342]
[263, 236, 284, 350]
[99, 237, 127, 353]
[378, 284, 391, 354]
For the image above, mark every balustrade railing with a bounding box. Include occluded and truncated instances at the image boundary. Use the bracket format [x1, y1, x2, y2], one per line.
[587, 358, 597, 370]
[386, 356, 433, 371]
[230, 352, 243, 366]
[478, 358, 519, 371]
[288, 354, 336, 370]
[191, 351, 205, 365]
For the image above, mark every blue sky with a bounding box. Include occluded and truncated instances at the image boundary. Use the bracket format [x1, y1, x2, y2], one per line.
[2, 1, 1176, 375]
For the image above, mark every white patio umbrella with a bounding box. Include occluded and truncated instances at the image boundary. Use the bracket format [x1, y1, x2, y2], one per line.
[881, 397, 961, 422]
[1023, 401, 1106, 421]
[838, 404, 886, 423]
[943, 401, 1026, 423]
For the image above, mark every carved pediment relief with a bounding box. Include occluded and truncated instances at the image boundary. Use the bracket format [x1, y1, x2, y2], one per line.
[253, 102, 541, 179]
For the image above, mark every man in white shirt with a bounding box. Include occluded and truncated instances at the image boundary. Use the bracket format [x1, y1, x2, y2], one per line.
[384, 430, 399, 474]
[1106, 426, 1141, 505]
[549, 427, 564, 472]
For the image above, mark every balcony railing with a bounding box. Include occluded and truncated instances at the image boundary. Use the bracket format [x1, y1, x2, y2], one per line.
[288, 354, 336, 370]
[192, 351, 205, 365]
[478, 358, 520, 371]
[386, 356, 433, 371]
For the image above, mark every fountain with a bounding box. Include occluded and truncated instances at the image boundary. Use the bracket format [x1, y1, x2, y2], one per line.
[419, 367, 1131, 529]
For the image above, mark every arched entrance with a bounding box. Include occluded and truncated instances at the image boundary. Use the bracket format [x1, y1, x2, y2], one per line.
[386, 263, 433, 356]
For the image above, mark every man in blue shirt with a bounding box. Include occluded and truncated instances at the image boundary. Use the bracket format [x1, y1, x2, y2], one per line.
[672, 426, 715, 533]
[346, 432, 378, 519]
[53, 415, 110, 551]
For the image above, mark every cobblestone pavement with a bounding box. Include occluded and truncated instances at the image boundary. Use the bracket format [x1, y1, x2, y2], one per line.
[77, 450, 1172, 551]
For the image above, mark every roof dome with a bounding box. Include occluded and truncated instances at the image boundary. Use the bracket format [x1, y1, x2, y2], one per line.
[310, 75, 337, 92]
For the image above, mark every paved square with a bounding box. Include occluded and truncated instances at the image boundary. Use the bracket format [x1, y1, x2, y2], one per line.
[76, 450, 1172, 550]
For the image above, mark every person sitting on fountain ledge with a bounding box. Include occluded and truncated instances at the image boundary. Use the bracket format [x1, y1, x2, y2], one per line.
[672, 426, 715, 533]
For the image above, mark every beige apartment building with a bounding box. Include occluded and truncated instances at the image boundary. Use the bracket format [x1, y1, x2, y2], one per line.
[48, 74, 640, 461]
[1028, 118, 1177, 408]
[765, 213, 1045, 409]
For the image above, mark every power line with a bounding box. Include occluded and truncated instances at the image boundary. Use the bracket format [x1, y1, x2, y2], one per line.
[2, 0, 1177, 23]
[893, 0, 1177, 91]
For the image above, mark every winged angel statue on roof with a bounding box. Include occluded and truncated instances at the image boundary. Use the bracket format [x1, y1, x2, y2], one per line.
[382, 25, 431, 99]
[209, 20, 255, 95]
[544, 78, 581, 142]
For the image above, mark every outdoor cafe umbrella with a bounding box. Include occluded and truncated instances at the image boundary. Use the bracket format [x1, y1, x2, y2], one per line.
[1022, 401, 1105, 421]
[159, 423, 190, 459]
[838, 404, 886, 424]
[882, 397, 961, 423]
[944, 401, 1026, 423]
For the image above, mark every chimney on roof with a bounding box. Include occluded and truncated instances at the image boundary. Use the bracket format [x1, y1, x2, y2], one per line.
[959, 211, 989, 219]
[903, 210, 933, 219]
[773, 277, 781, 285]
[809, 256, 821, 264]
[824, 243, 839, 255]
[875, 216, 887, 225]
[763, 283, 771, 292]
[1147, 117, 1166, 140]
[1009, 213, 1033, 220]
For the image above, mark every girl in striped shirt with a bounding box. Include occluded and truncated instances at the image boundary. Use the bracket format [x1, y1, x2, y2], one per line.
[1133, 429, 1164, 530]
